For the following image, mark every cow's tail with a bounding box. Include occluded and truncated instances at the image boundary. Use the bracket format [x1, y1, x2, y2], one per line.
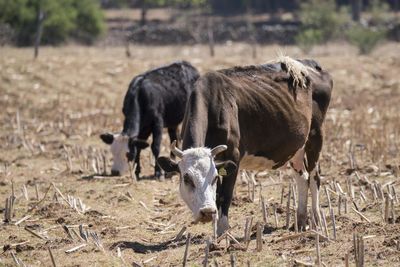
[276, 53, 313, 89]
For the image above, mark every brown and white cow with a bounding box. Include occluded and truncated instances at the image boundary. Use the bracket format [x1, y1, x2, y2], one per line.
[157, 56, 333, 235]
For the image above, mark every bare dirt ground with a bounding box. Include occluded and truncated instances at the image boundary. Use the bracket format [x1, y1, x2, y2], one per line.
[0, 43, 400, 266]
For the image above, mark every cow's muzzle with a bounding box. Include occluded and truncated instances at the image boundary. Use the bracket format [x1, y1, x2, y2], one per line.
[111, 169, 120, 176]
[198, 207, 217, 223]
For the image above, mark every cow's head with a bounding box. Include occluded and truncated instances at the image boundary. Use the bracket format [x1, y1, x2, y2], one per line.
[100, 133, 148, 176]
[157, 141, 237, 223]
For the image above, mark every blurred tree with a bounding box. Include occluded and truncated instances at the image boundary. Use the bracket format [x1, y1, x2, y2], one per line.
[351, 0, 362, 21]
[346, 0, 389, 54]
[295, 0, 350, 53]
[0, 0, 105, 46]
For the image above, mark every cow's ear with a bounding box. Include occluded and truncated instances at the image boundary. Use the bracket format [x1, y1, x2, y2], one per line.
[129, 139, 149, 150]
[100, 133, 114, 145]
[157, 157, 180, 174]
[216, 160, 237, 177]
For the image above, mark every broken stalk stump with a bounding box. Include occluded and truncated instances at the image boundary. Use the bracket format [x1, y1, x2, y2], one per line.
[48, 247, 57, 267]
[183, 233, 191, 267]
[285, 184, 292, 229]
[256, 222, 263, 252]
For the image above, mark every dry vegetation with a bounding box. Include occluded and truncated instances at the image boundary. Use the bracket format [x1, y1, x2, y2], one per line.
[0, 43, 400, 266]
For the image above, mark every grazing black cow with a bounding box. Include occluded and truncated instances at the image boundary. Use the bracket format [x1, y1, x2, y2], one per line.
[157, 56, 333, 235]
[100, 61, 199, 178]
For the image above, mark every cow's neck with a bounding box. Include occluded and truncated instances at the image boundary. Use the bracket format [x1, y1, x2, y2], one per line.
[182, 91, 208, 150]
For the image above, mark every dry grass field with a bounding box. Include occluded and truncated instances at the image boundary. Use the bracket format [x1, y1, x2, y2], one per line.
[0, 43, 400, 266]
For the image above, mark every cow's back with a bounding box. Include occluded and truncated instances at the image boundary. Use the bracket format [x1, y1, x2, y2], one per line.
[183, 65, 314, 168]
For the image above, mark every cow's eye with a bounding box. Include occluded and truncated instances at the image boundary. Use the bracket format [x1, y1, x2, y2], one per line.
[183, 174, 195, 188]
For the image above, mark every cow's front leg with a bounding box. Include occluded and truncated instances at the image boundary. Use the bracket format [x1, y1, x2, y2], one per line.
[290, 147, 309, 230]
[310, 167, 321, 226]
[295, 170, 309, 231]
[151, 121, 163, 179]
[216, 168, 238, 236]
[134, 148, 142, 180]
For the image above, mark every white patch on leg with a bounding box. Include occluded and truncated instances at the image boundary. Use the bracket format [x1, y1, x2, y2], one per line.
[289, 146, 306, 172]
[240, 152, 277, 171]
[290, 146, 309, 230]
[294, 170, 309, 229]
[217, 208, 229, 236]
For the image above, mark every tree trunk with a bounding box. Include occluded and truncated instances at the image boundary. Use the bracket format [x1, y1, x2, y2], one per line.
[140, 0, 147, 26]
[34, 1, 44, 59]
[394, 0, 400, 11]
[207, 17, 215, 57]
[124, 8, 131, 58]
[246, 3, 257, 59]
[351, 0, 362, 22]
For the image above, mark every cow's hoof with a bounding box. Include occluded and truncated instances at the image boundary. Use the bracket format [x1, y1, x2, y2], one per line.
[158, 174, 165, 182]
[154, 171, 165, 181]
[134, 172, 140, 181]
[297, 214, 308, 231]
[165, 172, 174, 179]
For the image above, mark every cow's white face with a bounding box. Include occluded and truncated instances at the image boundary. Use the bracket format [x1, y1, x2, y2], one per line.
[100, 133, 129, 175]
[178, 148, 219, 223]
[157, 142, 237, 224]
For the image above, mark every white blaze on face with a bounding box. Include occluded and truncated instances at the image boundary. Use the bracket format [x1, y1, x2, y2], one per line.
[110, 134, 130, 174]
[178, 147, 218, 222]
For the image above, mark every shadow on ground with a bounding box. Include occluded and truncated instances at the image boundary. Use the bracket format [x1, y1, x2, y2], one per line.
[109, 234, 205, 253]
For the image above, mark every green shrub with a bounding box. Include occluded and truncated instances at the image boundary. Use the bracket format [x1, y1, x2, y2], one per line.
[0, 0, 105, 46]
[72, 0, 106, 44]
[296, 0, 350, 53]
[346, 25, 385, 54]
[345, 0, 388, 54]
[295, 29, 323, 54]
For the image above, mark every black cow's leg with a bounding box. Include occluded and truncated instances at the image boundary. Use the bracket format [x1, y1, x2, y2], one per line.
[216, 167, 238, 236]
[167, 127, 179, 160]
[134, 148, 141, 179]
[134, 131, 151, 180]
[305, 121, 324, 227]
[151, 121, 163, 179]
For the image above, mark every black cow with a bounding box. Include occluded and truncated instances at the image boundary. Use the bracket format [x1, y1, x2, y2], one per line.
[157, 56, 333, 235]
[100, 61, 199, 179]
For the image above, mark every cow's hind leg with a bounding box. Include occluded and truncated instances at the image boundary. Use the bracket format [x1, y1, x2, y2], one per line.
[290, 147, 309, 231]
[305, 121, 324, 226]
[151, 120, 163, 179]
[135, 131, 151, 179]
[164, 127, 179, 179]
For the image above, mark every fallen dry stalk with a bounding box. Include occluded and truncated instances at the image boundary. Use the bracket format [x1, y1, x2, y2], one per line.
[214, 223, 239, 245]
[65, 244, 87, 254]
[351, 207, 371, 223]
[24, 226, 46, 240]
[15, 215, 32, 226]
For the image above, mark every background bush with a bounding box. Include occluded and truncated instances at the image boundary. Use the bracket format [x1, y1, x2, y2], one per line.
[0, 0, 105, 46]
[346, 25, 386, 54]
[345, 0, 388, 54]
[295, 0, 350, 53]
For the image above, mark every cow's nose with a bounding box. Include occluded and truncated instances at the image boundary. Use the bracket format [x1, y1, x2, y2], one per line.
[199, 207, 216, 222]
[111, 170, 120, 176]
